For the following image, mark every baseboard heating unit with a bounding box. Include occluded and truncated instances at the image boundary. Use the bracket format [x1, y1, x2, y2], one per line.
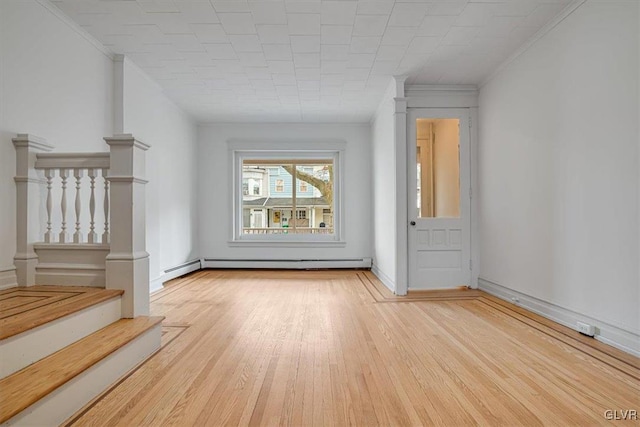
[202, 258, 372, 269]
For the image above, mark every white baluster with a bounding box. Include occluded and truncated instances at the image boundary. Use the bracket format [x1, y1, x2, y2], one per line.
[59, 169, 70, 243]
[88, 168, 98, 243]
[73, 168, 83, 243]
[44, 169, 54, 243]
[102, 168, 110, 244]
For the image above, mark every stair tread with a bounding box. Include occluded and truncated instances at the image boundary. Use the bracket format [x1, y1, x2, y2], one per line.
[0, 286, 124, 340]
[0, 316, 164, 423]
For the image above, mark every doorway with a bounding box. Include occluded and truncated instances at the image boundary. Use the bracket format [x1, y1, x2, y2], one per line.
[407, 109, 471, 289]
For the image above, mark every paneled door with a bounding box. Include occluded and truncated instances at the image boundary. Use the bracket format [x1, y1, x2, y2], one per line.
[407, 109, 471, 289]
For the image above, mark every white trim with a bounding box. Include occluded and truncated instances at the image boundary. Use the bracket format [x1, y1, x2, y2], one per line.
[469, 107, 480, 289]
[478, 278, 640, 357]
[149, 276, 164, 295]
[371, 264, 395, 293]
[0, 267, 18, 290]
[149, 259, 202, 294]
[480, 0, 586, 88]
[36, 0, 114, 60]
[202, 258, 372, 270]
[228, 141, 346, 244]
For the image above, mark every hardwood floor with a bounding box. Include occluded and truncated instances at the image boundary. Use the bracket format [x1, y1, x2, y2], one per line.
[69, 270, 640, 426]
[0, 286, 123, 340]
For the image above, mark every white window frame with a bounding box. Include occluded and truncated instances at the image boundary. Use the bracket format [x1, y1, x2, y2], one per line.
[229, 140, 345, 246]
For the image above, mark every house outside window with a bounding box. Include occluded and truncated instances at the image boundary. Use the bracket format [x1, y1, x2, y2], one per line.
[230, 142, 345, 245]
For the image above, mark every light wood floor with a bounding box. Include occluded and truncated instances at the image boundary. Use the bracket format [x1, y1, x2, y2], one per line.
[69, 270, 640, 426]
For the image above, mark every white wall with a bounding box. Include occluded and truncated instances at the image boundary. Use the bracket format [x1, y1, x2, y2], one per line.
[0, 0, 114, 286]
[0, 1, 198, 291]
[479, 0, 639, 346]
[370, 81, 397, 290]
[197, 123, 372, 261]
[120, 60, 199, 290]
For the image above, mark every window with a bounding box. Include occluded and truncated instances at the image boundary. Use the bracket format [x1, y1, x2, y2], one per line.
[231, 143, 344, 245]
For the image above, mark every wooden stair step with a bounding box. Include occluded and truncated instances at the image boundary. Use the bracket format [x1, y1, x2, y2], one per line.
[0, 316, 164, 423]
[0, 286, 124, 340]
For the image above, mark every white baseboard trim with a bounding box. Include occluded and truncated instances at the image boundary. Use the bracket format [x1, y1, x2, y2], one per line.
[149, 276, 164, 294]
[371, 263, 395, 293]
[150, 259, 202, 294]
[478, 278, 640, 357]
[202, 258, 372, 270]
[0, 266, 18, 290]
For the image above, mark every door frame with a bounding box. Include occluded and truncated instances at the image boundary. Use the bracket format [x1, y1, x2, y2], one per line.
[406, 108, 471, 290]
[396, 105, 479, 296]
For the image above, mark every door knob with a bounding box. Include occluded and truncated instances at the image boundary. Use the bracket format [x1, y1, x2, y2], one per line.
[410, 221, 416, 226]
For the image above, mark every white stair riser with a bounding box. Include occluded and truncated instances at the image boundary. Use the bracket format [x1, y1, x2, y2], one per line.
[2, 323, 161, 426]
[0, 298, 121, 378]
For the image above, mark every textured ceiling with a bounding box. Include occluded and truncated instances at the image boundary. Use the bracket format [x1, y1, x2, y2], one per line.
[51, 0, 571, 123]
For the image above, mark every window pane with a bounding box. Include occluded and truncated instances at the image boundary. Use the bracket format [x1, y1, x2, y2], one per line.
[416, 119, 460, 218]
[242, 160, 334, 235]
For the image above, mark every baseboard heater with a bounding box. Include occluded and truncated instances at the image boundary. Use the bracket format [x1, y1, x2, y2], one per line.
[202, 258, 372, 270]
[163, 259, 202, 282]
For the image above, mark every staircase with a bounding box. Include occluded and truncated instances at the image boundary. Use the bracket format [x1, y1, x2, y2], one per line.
[0, 286, 163, 425]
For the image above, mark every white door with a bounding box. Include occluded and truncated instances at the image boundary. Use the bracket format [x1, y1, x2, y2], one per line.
[407, 109, 471, 289]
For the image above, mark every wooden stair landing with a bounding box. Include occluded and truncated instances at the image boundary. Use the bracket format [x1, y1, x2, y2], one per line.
[0, 316, 164, 423]
[0, 286, 123, 340]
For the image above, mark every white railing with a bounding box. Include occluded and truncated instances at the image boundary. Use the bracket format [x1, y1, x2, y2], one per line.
[35, 153, 110, 244]
[243, 227, 334, 235]
[13, 134, 151, 317]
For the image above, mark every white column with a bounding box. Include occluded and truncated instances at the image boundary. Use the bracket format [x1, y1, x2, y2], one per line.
[393, 76, 408, 296]
[105, 134, 150, 318]
[12, 134, 54, 286]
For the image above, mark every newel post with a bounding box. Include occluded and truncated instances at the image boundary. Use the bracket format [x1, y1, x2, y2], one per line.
[105, 134, 150, 318]
[13, 134, 54, 286]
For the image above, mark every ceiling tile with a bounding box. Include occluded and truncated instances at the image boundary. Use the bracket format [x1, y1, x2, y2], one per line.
[288, 14, 321, 35]
[285, 1, 321, 14]
[356, 2, 394, 16]
[416, 16, 456, 37]
[237, 52, 268, 67]
[388, 3, 428, 27]
[250, 2, 287, 24]
[256, 24, 290, 44]
[321, 45, 350, 61]
[350, 36, 381, 54]
[190, 23, 228, 43]
[353, 15, 388, 37]
[347, 53, 375, 68]
[263, 44, 293, 60]
[321, 1, 357, 25]
[291, 35, 321, 53]
[375, 45, 406, 62]
[381, 27, 416, 46]
[52, 0, 572, 123]
[441, 26, 480, 45]
[212, 1, 251, 13]
[229, 35, 262, 52]
[218, 13, 256, 34]
[272, 74, 297, 86]
[204, 43, 238, 59]
[294, 53, 321, 68]
[321, 25, 352, 45]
